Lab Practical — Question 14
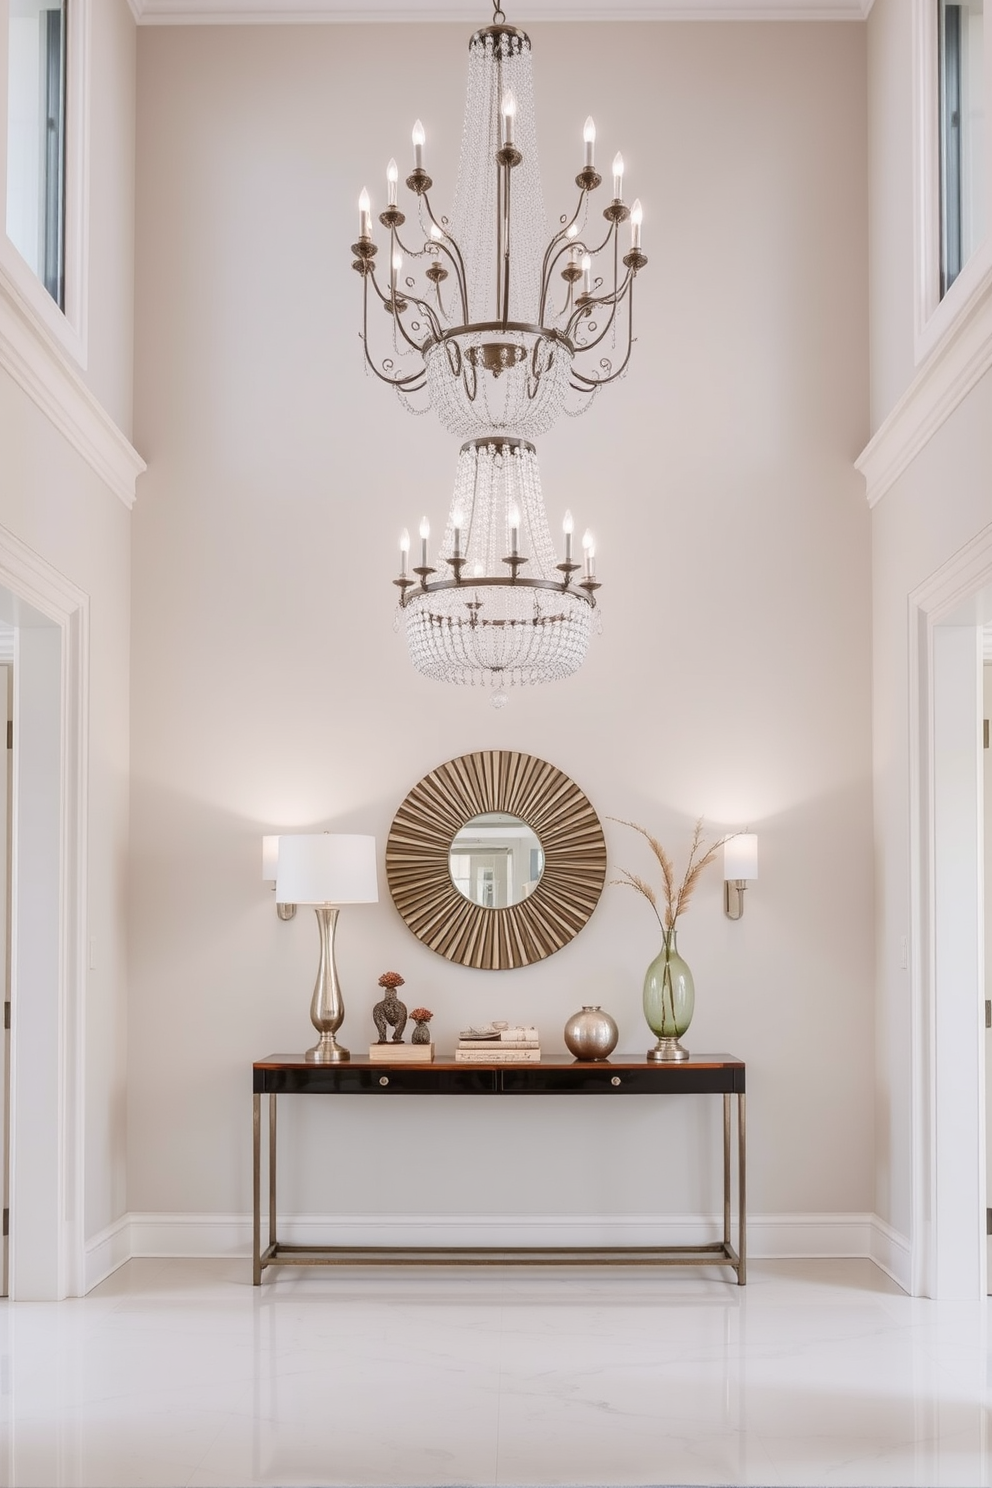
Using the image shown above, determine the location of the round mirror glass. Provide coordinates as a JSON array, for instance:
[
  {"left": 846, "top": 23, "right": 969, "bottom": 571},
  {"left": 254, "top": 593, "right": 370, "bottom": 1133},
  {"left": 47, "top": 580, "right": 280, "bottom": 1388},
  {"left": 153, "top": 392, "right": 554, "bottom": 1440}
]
[{"left": 449, "top": 812, "right": 544, "bottom": 909}]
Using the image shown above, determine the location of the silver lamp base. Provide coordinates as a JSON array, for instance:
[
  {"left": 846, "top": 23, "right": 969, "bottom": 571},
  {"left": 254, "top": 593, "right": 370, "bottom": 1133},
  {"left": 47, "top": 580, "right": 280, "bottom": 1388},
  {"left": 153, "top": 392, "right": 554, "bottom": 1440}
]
[
  {"left": 647, "top": 1037, "right": 690, "bottom": 1063},
  {"left": 303, "top": 905, "right": 350, "bottom": 1063},
  {"left": 305, "top": 1032, "right": 350, "bottom": 1064}
]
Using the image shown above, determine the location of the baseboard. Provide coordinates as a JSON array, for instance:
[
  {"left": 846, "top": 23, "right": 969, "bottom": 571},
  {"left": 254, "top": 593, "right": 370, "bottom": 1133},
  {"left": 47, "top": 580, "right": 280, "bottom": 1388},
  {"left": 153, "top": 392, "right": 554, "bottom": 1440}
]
[
  {"left": 869, "top": 1213, "right": 912, "bottom": 1293},
  {"left": 83, "top": 1214, "right": 131, "bottom": 1292},
  {"left": 127, "top": 1210, "right": 880, "bottom": 1260}
]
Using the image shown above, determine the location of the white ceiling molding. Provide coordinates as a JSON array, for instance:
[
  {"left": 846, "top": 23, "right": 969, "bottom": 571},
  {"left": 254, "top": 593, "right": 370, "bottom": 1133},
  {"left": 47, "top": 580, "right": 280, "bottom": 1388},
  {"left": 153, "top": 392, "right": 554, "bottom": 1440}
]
[
  {"left": 0, "top": 272, "right": 146, "bottom": 511},
  {"left": 128, "top": 0, "right": 872, "bottom": 22},
  {"left": 856, "top": 262, "right": 992, "bottom": 509}
]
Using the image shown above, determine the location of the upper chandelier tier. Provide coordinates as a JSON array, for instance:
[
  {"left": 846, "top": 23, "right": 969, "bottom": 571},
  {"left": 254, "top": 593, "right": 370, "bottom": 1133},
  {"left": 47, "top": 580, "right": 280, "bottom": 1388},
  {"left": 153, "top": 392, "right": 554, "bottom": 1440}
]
[{"left": 350, "top": 12, "right": 648, "bottom": 442}]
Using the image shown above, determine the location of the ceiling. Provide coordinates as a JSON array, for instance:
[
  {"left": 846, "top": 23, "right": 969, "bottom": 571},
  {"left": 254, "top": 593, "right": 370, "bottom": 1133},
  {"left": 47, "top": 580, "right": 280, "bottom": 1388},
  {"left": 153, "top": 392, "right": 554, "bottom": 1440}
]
[{"left": 128, "top": 0, "right": 874, "bottom": 23}]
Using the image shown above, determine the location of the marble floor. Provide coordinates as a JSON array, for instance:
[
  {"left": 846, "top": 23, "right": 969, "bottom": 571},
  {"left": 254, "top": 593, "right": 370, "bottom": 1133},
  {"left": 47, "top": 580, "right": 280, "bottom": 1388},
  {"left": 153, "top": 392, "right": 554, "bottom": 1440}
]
[{"left": 0, "top": 1257, "right": 989, "bottom": 1487}]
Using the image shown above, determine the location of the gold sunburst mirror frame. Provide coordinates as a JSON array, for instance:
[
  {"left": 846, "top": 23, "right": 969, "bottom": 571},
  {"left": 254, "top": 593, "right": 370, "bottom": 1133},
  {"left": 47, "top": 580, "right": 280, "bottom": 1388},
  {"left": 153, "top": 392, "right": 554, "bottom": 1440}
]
[{"left": 386, "top": 751, "right": 607, "bottom": 970}]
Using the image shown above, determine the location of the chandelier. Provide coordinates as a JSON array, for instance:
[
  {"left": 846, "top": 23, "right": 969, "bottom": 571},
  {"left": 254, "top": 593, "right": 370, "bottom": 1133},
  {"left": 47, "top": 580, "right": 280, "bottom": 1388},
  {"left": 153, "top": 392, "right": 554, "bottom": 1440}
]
[{"left": 351, "top": 4, "right": 647, "bottom": 699}]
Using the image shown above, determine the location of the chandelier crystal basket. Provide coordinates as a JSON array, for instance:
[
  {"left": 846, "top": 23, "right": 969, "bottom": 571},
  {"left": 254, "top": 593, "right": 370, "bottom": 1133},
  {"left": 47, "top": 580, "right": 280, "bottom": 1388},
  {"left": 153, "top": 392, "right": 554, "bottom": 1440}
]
[{"left": 351, "top": 3, "right": 648, "bottom": 697}]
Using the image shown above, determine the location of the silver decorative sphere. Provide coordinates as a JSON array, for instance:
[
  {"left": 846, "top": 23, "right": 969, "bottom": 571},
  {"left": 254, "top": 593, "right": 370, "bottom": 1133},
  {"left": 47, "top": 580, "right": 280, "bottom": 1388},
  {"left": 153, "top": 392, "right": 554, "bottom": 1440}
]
[{"left": 563, "top": 1005, "right": 619, "bottom": 1061}]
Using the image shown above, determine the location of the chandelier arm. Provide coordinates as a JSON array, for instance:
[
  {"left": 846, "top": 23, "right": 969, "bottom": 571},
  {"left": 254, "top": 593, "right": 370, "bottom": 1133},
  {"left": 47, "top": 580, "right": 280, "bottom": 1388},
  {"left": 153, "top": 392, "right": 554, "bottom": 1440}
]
[
  {"left": 359, "top": 272, "right": 429, "bottom": 391},
  {"left": 395, "top": 290, "right": 446, "bottom": 349},
  {"left": 570, "top": 299, "right": 621, "bottom": 355},
  {"left": 538, "top": 190, "right": 588, "bottom": 320},
  {"left": 539, "top": 236, "right": 582, "bottom": 326},
  {"left": 419, "top": 196, "right": 471, "bottom": 323},
  {"left": 402, "top": 575, "right": 597, "bottom": 607},
  {"left": 366, "top": 253, "right": 446, "bottom": 348},
  {"left": 562, "top": 266, "right": 634, "bottom": 345},
  {"left": 570, "top": 288, "right": 637, "bottom": 387},
  {"left": 424, "top": 238, "right": 470, "bottom": 322},
  {"left": 580, "top": 221, "right": 620, "bottom": 262}
]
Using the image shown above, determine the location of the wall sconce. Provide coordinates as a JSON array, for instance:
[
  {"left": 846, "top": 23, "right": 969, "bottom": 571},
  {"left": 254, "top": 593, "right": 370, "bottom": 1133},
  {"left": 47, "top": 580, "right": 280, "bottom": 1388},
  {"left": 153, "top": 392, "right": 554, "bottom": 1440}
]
[
  {"left": 275, "top": 833, "right": 379, "bottom": 1064},
  {"left": 724, "top": 834, "right": 758, "bottom": 920},
  {"left": 262, "top": 835, "right": 296, "bottom": 919}
]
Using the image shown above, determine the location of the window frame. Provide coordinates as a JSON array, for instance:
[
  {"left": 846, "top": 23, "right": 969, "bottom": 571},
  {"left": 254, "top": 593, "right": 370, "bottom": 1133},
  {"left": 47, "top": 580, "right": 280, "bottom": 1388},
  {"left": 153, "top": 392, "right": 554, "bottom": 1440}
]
[
  {"left": 914, "top": 0, "right": 992, "bottom": 364},
  {"left": 0, "top": 0, "right": 88, "bottom": 368}
]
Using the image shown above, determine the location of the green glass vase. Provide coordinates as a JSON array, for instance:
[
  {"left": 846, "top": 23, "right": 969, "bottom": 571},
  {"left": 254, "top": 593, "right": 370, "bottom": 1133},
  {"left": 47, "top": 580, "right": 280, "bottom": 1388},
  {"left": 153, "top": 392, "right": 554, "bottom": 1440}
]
[{"left": 643, "top": 929, "right": 694, "bottom": 1062}]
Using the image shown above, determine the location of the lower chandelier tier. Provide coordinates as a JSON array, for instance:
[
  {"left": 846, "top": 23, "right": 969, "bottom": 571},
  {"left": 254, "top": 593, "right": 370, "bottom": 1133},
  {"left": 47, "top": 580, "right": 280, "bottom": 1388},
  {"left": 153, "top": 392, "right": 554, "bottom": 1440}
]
[{"left": 395, "top": 438, "right": 601, "bottom": 695}]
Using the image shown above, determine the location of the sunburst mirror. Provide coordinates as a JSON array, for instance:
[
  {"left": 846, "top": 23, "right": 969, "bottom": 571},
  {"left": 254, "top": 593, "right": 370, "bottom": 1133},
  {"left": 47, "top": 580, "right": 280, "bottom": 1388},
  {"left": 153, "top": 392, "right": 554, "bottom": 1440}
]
[{"left": 385, "top": 751, "right": 607, "bottom": 971}]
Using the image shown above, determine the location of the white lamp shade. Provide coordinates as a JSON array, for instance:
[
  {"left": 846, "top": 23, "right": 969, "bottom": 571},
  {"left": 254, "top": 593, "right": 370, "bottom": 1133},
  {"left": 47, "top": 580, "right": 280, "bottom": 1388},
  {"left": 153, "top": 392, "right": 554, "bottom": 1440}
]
[
  {"left": 262, "top": 835, "right": 280, "bottom": 883},
  {"left": 276, "top": 833, "right": 379, "bottom": 905},
  {"left": 723, "top": 833, "right": 758, "bottom": 882}
]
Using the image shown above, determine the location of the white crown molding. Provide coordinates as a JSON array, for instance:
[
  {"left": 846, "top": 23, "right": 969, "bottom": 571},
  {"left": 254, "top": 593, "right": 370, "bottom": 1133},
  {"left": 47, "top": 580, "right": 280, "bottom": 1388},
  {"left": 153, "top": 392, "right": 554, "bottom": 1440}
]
[
  {"left": 128, "top": 0, "right": 870, "bottom": 22},
  {"left": 0, "top": 269, "right": 145, "bottom": 511},
  {"left": 856, "top": 259, "right": 992, "bottom": 509}
]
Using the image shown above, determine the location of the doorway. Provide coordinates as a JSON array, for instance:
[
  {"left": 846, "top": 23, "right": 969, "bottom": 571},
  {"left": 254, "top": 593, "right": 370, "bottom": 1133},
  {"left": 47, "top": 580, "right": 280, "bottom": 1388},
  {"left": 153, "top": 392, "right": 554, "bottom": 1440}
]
[
  {"left": 0, "top": 530, "right": 87, "bottom": 1300},
  {"left": 910, "top": 528, "right": 992, "bottom": 1299}
]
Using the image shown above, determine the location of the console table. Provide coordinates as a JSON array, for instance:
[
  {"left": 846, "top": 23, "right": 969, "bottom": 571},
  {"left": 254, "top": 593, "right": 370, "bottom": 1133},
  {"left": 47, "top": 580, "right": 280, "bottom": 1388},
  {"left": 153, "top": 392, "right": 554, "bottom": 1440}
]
[{"left": 252, "top": 1053, "right": 746, "bottom": 1285}]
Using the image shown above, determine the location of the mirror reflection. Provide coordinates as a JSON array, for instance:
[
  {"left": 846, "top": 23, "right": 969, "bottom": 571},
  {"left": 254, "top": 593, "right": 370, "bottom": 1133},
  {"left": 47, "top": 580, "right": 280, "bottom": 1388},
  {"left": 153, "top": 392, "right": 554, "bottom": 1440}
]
[{"left": 449, "top": 812, "right": 545, "bottom": 909}]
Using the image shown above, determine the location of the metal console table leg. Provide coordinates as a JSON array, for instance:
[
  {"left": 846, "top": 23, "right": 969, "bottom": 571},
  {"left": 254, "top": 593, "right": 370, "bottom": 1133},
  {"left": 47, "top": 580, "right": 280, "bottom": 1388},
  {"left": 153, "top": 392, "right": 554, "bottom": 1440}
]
[
  {"left": 252, "top": 1093, "right": 261, "bottom": 1286},
  {"left": 738, "top": 1091, "right": 747, "bottom": 1285}
]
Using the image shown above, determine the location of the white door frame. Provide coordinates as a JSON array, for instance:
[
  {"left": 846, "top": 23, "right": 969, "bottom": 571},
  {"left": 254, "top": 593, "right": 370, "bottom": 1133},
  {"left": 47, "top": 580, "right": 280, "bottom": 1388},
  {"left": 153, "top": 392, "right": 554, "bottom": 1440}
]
[
  {"left": 0, "top": 525, "right": 87, "bottom": 1299},
  {"left": 910, "top": 524, "right": 992, "bottom": 1299}
]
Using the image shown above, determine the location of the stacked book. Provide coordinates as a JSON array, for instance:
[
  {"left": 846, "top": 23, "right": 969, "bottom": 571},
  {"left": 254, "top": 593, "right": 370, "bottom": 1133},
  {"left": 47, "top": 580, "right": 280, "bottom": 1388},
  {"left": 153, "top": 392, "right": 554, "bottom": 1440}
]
[{"left": 454, "top": 1026, "right": 541, "bottom": 1063}]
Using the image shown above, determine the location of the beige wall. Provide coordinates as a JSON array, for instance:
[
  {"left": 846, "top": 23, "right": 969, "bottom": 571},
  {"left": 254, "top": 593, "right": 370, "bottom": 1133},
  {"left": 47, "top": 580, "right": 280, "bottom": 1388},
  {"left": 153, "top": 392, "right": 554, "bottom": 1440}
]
[
  {"left": 130, "top": 20, "right": 872, "bottom": 1228},
  {"left": 85, "top": 0, "right": 138, "bottom": 437},
  {"left": 866, "top": 0, "right": 916, "bottom": 430}
]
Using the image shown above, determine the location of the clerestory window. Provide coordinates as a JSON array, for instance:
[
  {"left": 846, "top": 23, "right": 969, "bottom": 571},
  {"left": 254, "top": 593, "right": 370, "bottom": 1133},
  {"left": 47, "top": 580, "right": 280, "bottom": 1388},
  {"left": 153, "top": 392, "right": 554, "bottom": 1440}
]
[
  {"left": 938, "top": 0, "right": 986, "bottom": 297},
  {"left": 6, "top": 0, "right": 67, "bottom": 311}
]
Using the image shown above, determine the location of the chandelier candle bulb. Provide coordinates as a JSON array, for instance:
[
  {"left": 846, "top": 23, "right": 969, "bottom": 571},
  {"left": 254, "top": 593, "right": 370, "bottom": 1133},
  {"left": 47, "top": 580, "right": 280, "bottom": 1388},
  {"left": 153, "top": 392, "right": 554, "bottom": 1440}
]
[
  {"left": 581, "top": 253, "right": 592, "bottom": 297},
  {"left": 631, "top": 198, "right": 643, "bottom": 250},
  {"left": 419, "top": 516, "right": 430, "bottom": 569},
  {"left": 386, "top": 158, "right": 398, "bottom": 207},
  {"left": 508, "top": 504, "right": 520, "bottom": 557},
  {"left": 501, "top": 90, "right": 517, "bottom": 147},
  {"left": 451, "top": 507, "right": 464, "bottom": 559},
  {"left": 563, "top": 510, "right": 574, "bottom": 563},
  {"left": 583, "top": 529, "right": 595, "bottom": 577},
  {"left": 584, "top": 115, "right": 596, "bottom": 168},
  {"left": 612, "top": 152, "right": 624, "bottom": 199},
  {"left": 399, "top": 529, "right": 410, "bottom": 577},
  {"left": 358, "top": 187, "right": 371, "bottom": 240},
  {"left": 412, "top": 118, "right": 425, "bottom": 170}
]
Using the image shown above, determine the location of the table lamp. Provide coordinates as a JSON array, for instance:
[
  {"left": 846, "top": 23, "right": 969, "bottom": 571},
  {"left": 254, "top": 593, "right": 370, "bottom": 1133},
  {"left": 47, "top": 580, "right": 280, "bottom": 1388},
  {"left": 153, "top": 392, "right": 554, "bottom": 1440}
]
[{"left": 275, "top": 833, "right": 379, "bottom": 1063}]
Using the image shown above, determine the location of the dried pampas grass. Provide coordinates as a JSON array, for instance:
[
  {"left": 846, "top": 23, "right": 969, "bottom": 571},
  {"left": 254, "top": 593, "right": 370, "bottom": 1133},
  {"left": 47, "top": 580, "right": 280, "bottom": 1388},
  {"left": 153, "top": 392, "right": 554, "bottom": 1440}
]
[{"left": 610, "top": 816, "right": 726, "bottom": 934}]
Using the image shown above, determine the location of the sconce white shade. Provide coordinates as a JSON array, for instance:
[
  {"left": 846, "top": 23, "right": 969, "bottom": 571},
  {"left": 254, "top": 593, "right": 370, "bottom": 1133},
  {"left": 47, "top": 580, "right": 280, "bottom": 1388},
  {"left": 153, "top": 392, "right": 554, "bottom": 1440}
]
[
  {"left": 262, "top": 835, "right": 280, "bottom": 883},
  {"left": 724, "top": 833, "right": 758, "bottom": 882},
  {"left": 275, "top": 834, "right": 379, "bottom": 906}
]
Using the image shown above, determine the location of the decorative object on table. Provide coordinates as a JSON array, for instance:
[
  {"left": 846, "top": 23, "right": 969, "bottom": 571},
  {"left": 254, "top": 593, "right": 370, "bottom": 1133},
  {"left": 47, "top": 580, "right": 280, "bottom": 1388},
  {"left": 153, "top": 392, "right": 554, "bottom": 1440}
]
[
  {"left": 410, "top": 1007, "right": 433, "bottom": 1044},
  {"left": 611, "top": 817, "right": 725, "bottom": 1063},
  {"left": 275, "top": 833, "right": 379, "bottom": 1065},
  {"left": 367, "top": 1041, "right": 434, "bottom": 1063},
  {"left": 455, "top": 1025, "right": 541, "bottom": 1062},
  {"left": 563, "top": 1005, "right": 619, "bottom": 1062},
  {"left": 372, "top": 971, "right": 408, "bottom": 1043},
  {"left": 723, "top": 834, "right": 758, "bottom": 920},
  {"left": 353, "top": 6, "right": 650, "bottom": 700},
  {"left": 386, "top": 751, "right": 606, "bottom": 970}
]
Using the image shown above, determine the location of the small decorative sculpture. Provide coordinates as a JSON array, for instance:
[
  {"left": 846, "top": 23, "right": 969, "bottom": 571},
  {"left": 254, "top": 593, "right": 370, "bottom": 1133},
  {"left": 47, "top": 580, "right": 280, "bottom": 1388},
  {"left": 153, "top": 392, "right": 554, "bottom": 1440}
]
[
  {"left": 373, "top": 971, "right": 408, "bottom": 1044},
  {"left": 409, "top": 1007, "right": 433, "bottom": 1045}
]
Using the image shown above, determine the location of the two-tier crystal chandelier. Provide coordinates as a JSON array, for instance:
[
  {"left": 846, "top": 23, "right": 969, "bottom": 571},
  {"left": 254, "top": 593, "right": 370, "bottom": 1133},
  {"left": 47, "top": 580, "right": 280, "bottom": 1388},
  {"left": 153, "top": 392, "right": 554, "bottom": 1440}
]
[{"left": 351, "top": 4, "right": 647, "bottom": 699}]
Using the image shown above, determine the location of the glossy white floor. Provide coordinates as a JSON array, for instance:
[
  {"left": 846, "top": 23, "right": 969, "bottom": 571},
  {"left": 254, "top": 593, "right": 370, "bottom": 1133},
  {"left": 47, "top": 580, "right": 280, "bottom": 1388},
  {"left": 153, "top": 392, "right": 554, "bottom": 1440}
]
[{"left": 0, "top": 1256, "right": 990, "bottom": 1487}]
